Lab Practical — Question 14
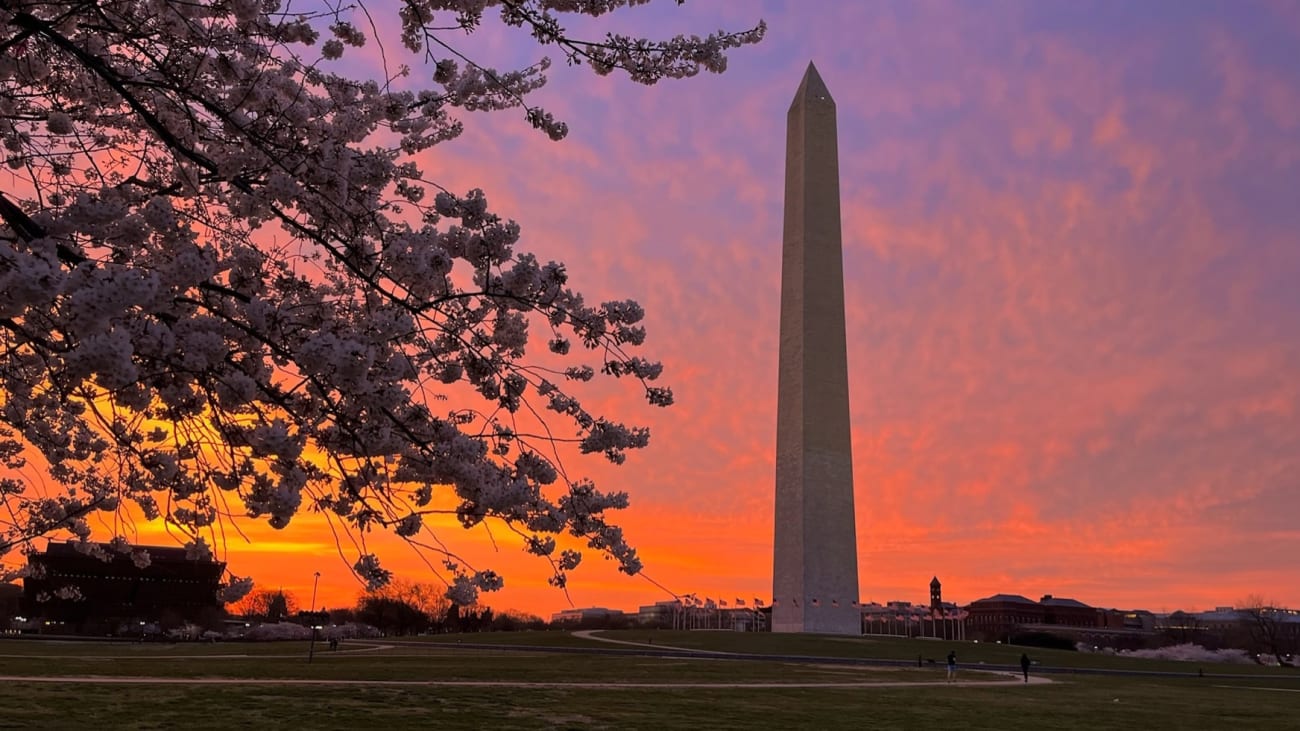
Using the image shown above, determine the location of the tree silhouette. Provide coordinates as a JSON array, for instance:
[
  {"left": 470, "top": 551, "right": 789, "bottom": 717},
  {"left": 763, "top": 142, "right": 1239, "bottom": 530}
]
[
  {"left": 233, "top": 588, "right": 298, "bottom": 621},
  {"left": 1238, "top": 595, "right": 1297, "bottom": 666}
]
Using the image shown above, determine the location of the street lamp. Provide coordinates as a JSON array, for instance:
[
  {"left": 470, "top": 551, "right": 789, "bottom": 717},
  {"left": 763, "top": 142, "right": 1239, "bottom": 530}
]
[{"left": 307, "top": 571, "right": 321, "bottom": 663}]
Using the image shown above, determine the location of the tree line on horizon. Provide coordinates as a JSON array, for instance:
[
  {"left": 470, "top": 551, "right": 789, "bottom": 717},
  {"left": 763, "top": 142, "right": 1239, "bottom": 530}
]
[{"left": 232, "top": 579, "right": 544, "bottom": 636}]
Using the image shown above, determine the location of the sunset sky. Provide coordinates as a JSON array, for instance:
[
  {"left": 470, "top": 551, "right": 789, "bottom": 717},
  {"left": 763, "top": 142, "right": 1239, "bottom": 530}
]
[{"left": 112, "top": 0, "right": 1300, "bottom": 616}]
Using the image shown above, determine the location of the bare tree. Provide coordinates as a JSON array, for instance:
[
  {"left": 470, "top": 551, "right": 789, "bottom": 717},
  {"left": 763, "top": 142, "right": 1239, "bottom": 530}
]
[
  {"left": 1237, "top": 595, "right": 1296, "bottom": 666},
  {"left": 366, "top": 578, "right": 451, "bottom": 623},
  {"left": 233, "top": 588, "right": 298, "bottom": 621}
]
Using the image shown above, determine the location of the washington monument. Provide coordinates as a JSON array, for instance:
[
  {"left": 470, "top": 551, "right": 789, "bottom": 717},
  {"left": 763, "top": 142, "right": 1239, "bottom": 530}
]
[{"left": 772, "top": 62, "right": 860, "bottom": 635}]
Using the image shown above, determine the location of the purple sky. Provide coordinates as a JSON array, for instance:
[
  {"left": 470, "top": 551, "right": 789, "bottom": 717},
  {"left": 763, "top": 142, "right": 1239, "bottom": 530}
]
[{"left": 229, "top": 0, "right": 1300, "bottom": 614}]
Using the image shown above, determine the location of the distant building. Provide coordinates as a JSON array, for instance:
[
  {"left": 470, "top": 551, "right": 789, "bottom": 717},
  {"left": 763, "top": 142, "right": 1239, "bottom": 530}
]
[
  {"left": 1194, "top": 607, "right": 1249, "bottom": 634},
  {"left": 718, "top": 606, "right": 765, "bottom": 632},
  {"left": 964, "top": 593, "right": 1040, "bottom": 640},
  {"left": 1101, "top": 609, "right": 1157, "bottom": 633},
  {"left": 1189, "top": 606, "right": 1300, "bottom": 661},
  {"left": 1039, "top": 594, "right": 1101, "bottom": 627},
  {"left": 0, "top": 583, "right": 22, "bottom": 631},
  {"left": 550, "top": 607, "right": 625, "bottom": 626},
  {"left": 22, "top": 541, "right": 225, "bottom": 635},
  {"left": 861, "top": 599, "right": 966, "bottom": 640},
  {"left": 635, "top": 600, "right": 680, "bottom": 627},
  {"left": 964, "top": 593, "right": 1103, "bottom": 641}
]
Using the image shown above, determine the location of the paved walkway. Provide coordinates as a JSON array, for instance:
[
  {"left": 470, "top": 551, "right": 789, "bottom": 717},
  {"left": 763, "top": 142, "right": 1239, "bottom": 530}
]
[
  {"left": 1215, "top": 685, "right": 1300, "bottom": 693},
  {"left": 0, "top": 674, "right": 1050, "bottom": 688},
  {"left": 571, "top": 630, "right": 734, "bottom": 654}
]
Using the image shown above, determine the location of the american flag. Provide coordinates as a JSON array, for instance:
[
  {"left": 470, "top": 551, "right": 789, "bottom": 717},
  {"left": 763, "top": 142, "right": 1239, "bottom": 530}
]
[
  {"left": 735, "top": 598, "right": 745, "bottom": 607},
  {"left": 754, "top": 598, "right": 763, "bottom": 607}
]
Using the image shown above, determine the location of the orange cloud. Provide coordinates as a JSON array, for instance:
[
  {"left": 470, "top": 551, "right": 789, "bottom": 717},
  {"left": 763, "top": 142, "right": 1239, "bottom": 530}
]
[{"left": 12, "top": 2, "right": 1299, "bottom": 618}]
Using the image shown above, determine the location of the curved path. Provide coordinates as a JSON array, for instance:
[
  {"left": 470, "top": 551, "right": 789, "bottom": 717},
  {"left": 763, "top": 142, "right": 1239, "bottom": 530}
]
[{"left": 571, "top": 629, "right": 733, "bottom": 655}]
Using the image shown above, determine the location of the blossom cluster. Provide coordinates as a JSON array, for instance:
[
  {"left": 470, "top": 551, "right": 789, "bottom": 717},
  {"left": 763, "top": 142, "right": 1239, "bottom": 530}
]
[{"left": 0, "top": 0, "right": 760, "bottom": 603}]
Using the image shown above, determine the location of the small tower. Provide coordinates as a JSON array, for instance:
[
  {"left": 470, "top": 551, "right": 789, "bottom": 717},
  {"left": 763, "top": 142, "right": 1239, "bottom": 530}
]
[{"left": 930, "top": 576, "right": 942, "bottom": 612}]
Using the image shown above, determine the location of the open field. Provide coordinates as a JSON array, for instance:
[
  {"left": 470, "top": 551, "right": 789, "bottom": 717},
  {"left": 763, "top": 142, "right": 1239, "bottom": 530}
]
[
  {"left": 0, "top": 632, "right": 1296, "bottom": 730},
  {"left": 583, "top": 630, "right": 1300, "bottom": 676}
]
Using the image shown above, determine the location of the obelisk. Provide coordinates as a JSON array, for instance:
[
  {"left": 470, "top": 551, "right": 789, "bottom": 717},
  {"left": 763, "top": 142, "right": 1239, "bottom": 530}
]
[{"left": 772, "top": 62, "right": 860, "bottom": 635}]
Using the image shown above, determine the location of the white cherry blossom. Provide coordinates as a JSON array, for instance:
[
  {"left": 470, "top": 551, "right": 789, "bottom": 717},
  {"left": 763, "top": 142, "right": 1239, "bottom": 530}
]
[{"left": 0, "top": 0, "right": 762, "bottom": 604}]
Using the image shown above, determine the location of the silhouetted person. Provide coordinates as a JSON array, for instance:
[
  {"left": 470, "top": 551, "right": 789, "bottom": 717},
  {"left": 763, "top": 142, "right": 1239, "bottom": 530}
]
[
  {"left": 1020, "top": 653, "right": 1031, "bottom": 683},
  {"left": 946, "top": 650, "right": 957, "bottom": 682}
]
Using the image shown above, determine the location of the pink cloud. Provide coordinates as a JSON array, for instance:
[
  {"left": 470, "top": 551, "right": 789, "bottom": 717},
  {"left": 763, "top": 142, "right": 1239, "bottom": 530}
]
[{"left": 157, "top": 2, "right": 1300, "bottom": 615}]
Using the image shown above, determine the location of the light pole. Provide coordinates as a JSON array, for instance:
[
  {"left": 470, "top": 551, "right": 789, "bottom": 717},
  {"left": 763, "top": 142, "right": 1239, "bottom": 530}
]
[{"left": 307, "top": 571, "right": 321, "bottom": 663}]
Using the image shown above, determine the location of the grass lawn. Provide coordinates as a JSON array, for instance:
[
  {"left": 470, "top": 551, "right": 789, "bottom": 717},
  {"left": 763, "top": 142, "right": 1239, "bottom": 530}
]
[
  {"left": 0, "top": 632, "right": 1295, "bottom": 730},
  {"left": 590, "top": 629, "right": 1300, "bottom": 677}
]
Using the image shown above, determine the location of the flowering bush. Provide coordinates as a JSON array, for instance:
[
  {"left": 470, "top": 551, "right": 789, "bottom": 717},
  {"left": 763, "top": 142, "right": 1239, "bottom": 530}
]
[
  {"left": 323, "top": 622, "right": 383, "bottom": 640},
  {"left": 1078, "top": 642, "right": 1255, "bottom": 664},
  {"left": 1120, "top": 644, "right": 1254, "bottom": 664},
  {"left": 0, "top": 1, "right": 763, "bottom": 603},
  {"left": 244, "top": 622, "right": 313, "bottom": 641}
]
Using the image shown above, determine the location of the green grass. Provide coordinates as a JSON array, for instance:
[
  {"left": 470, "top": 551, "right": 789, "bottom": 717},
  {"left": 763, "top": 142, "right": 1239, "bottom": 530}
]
[
  {"left": 0, "top": 637, "right": 333, "bottom": 657},
  {"left": 0, "top": 646, "right": 930, "bottom": 684},
  {"left": 0, "top": 676, "right": 1296, "bottom": 730},
  {"left": 0, "top": 632, "right": 1295, "bottom": 730},
  {"left": 589, "top": 630, "right": 1300, "bottom": 676}
]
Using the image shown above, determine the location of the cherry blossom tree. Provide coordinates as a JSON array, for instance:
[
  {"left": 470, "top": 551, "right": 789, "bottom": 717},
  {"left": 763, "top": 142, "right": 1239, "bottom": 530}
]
[{"left": 0, "top": 0, "right": 763, "bottom": 603}]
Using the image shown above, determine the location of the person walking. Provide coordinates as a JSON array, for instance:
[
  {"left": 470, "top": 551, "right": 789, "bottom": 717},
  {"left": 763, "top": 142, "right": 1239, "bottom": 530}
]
[
  {"left": 946, "top": 650, "right": 957, "bottom": 683},
  {"left": 1020, "top": 652, "right": 1031, "bottom": 683}
]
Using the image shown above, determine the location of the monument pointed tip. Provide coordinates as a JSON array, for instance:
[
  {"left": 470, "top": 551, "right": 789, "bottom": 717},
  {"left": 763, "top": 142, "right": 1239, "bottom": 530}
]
[{"left": 793, "top": 61, "right": 833, "bottom": 106}]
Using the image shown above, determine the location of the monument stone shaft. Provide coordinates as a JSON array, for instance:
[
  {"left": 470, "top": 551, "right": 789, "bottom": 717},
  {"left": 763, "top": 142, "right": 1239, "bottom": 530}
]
[{"left": 772, "top": 62, "right": 860, "bottom": 635}]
